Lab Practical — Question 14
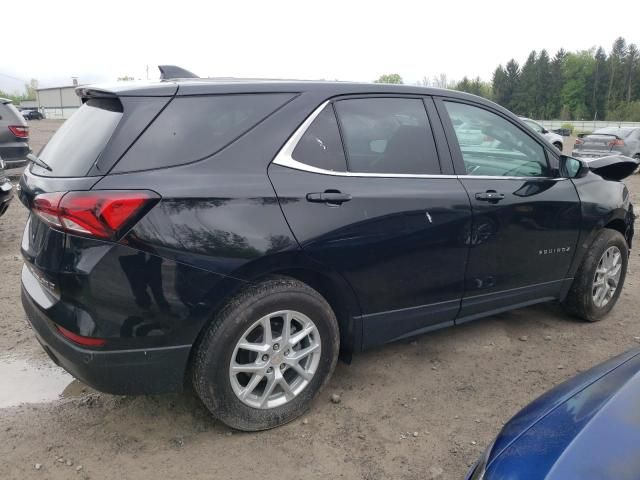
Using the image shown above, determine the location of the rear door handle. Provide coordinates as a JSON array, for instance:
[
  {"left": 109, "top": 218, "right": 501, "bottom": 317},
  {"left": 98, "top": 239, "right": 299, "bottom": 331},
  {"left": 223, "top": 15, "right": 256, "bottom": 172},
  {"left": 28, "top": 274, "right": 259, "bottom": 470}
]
[
  {"left": 306, "top": 191, "right": 352, "bottom": 205},
  {"left": 475, "top": 191, "right": 505, "bottom": 202}
]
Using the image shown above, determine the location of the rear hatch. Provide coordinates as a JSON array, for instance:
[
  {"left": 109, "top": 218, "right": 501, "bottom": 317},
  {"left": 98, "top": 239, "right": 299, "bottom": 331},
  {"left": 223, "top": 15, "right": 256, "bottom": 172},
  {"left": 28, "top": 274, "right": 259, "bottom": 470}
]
[{"left": 19, "top": 87, "right": 175, "bottom": 297}]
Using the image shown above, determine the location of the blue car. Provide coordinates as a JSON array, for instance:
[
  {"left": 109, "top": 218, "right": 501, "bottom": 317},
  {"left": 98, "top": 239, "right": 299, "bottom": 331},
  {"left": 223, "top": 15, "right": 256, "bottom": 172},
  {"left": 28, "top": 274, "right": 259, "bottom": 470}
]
[{"left": 467, "top": 347, "right": 640, "bottom": 479}]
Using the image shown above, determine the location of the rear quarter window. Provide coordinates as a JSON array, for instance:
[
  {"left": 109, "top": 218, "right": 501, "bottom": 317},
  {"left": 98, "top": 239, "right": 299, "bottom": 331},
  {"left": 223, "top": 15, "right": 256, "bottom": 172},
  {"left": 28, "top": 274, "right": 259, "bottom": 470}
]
[{"left": 113, "top": 94, "right": 293, "bottom": 173}]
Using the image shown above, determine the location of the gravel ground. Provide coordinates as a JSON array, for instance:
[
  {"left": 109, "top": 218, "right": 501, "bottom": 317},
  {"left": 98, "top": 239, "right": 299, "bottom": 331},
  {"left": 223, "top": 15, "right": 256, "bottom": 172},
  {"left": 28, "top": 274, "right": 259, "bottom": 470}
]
[{"left": 1, "top": 122, "right": 639, "bottom": 480}]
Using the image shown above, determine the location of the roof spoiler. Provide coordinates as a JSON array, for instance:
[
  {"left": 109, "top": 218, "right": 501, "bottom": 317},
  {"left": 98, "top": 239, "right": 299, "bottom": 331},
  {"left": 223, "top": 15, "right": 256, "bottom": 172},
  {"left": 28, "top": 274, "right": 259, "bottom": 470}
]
[
  {"left": 158, "top": 65, "right": 199, "bottom": 80},
  {"left": 578, "top": 132, "right": 621, "bottom": 139},
  {"left": 75, "top": 87, "right": 118, "bottom": 102}
]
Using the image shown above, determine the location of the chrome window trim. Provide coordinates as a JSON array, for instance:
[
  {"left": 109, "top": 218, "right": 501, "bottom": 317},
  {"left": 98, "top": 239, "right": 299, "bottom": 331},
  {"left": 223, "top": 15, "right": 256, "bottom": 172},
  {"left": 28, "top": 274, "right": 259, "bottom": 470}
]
[{"left": 271, "top": 101, "right": 562, "bottom": 182}]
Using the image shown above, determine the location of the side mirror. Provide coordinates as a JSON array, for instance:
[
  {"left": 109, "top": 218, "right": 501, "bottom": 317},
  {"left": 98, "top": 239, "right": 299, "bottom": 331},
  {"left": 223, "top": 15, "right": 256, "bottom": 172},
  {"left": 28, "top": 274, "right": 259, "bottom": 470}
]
[{"left": 559, "top": 155, "right": 589, "bottom": 179}]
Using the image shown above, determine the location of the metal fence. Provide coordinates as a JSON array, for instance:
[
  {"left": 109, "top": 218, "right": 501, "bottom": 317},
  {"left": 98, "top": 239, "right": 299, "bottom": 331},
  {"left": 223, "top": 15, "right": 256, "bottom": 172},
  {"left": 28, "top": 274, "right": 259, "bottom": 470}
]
[{"left": 535, "top": 120, "right": 640, "bottom": 132}]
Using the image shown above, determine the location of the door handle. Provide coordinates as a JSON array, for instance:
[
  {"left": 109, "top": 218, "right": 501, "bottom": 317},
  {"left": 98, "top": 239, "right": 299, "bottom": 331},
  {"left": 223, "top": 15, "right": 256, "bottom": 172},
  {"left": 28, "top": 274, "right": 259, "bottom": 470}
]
[
  {"left": 475, "top": 191, "right": 505, "bottom": 202},
  {"left": 306, "top": 191, "right": 352, "bottom": 205}
]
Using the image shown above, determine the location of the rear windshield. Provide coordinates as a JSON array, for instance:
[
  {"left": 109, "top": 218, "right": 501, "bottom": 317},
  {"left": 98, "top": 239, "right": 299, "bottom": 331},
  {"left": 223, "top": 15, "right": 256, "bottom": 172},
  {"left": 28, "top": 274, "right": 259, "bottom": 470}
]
[
  {"left": 113, "top": 93, "right": 293, "bottom": 173},
  {"left": 593, "top": 127, "right": 634, "bottom": 138},
  {"left": 35, "top": 98, "right": 122, "bottom": 177}
]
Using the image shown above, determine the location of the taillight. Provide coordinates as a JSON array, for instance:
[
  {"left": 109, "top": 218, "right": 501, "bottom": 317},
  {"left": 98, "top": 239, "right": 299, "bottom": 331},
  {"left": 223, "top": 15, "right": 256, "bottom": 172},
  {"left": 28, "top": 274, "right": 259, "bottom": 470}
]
[
  {"left": 56, "top": 325, "right": 106, "bottom": 347},
  {"left": 574, "top": 138, "right": 584, "bottom": 145},
  {"left": 8, "top": 125, "right": 29, "bottom": 138},
  {"left": 608, "top": 138, "right": 625, "bottom": 147},
  {"left": 32, "top": 190, "right": 159, "bottom": 240}
]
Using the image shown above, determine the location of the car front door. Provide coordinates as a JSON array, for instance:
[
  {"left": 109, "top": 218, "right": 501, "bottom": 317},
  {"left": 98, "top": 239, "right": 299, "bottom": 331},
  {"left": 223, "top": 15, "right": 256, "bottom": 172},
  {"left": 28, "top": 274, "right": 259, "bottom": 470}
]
[
  {"left": 269, "top": 96, "right": 471, "bottom": 348},
  {"left": 437, "top": 99, "right": 581, "bottom": 321}
]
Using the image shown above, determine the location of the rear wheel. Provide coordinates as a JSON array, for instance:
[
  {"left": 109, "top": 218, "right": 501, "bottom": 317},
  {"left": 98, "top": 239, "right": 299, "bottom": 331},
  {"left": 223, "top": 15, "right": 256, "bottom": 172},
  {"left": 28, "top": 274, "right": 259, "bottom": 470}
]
[
  {"left": 192, "top": 277, "right": 339, "bottom": 431},
  {"left": 563, "top": 229, "right": 628, "bottom": 321},
  {"left": 553, "top": 141, "right": 563, "bottom": 152}
]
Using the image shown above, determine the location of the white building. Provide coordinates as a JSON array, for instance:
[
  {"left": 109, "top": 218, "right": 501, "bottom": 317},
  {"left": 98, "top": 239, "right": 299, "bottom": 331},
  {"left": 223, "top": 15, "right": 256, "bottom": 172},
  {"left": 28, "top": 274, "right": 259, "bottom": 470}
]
[{"left": 36, "top": 80, "right": 83, "bottom": 119}]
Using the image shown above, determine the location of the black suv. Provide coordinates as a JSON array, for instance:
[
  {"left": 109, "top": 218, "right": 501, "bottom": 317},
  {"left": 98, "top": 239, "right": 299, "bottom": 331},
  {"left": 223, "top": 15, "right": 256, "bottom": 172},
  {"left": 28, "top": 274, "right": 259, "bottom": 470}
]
[
  {"left": 22, "top": 109, "right": 44, "bottom": 120},
  {"left": 19, "top": 78, "right": 637, "bottom": 431}
]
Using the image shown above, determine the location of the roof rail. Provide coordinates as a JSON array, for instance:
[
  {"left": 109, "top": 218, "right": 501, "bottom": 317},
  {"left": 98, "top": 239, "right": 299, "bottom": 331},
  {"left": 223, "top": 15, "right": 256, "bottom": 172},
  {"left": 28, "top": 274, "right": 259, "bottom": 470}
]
[{"left": 158, "top": 65, "right": 199, "bottom": 80}]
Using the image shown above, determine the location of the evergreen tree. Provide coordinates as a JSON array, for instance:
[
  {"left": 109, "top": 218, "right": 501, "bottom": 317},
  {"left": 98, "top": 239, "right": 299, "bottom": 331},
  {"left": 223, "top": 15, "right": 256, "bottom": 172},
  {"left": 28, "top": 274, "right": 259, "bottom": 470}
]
[
  {"left": 589, "top": 47, "right": 608, "bottom": 120},
  {"left": 504, "top": 59, "right": 520, "bottom": 112},
  {"left": 607, "top": 37, "right": 627, "bottom": 109},
  {"left": 625, "top": 44, "right": 638, "bottom": 103},
  {"left": 514, "top": 51, "right": 537, "bottom": 116},
  {"left": 536, "top": 49, "right": 552, "bottom": 118},
  {"left": 492, "top": 65, "right": 509, "bottom": 106},
  {"left": 548, "top": 49, "right": 567, "bottom": 118}
]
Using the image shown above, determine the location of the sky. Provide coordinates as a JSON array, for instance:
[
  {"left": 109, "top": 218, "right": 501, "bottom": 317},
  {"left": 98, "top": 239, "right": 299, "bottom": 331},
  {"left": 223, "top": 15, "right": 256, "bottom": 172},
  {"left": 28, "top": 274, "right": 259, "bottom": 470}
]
[{"left": 1, "top": 0, "right": 638, "bottom": 92}]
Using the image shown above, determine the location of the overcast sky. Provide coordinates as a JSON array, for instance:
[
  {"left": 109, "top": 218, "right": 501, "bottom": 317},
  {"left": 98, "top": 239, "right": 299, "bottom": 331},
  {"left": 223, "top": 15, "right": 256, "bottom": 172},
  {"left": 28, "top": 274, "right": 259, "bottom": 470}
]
[{"left": 1, "top": 0, "right": 637, "bottom": 92}]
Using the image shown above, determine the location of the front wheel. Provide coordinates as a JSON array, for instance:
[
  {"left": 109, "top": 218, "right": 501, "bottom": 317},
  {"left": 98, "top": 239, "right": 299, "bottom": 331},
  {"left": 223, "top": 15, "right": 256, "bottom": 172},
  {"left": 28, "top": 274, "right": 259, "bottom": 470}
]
[
  {"left": 553, "top": 142, "right": 563, "bottom": 152},
  {"left": 563, "top": 229, "right": 628, "bottom": 321},
  {"left": 192, "top": 277, "right": 339, "bottom": 431}
]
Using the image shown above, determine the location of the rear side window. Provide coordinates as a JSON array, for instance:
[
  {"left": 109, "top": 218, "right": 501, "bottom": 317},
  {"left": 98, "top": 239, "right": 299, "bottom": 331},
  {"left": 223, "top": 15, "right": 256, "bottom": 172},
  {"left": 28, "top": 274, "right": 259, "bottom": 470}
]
[
  {"left": 114, "top": 94, "right": 293, "bottom": 172},
  {"left": 35, "top": 98, "right": 123, "bottom": 177},
  {"left": 292, "top": 105, "right": 347, "bottom": 171},
  {"left": 334, "top": 98, "right": 440, "bottom": 174}
]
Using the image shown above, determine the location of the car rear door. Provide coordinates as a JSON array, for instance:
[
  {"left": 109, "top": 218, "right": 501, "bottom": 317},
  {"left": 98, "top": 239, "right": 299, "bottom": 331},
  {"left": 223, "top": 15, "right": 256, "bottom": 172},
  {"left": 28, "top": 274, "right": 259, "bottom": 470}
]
[
  {"left": 436, "top": 98, "right": 581, "bottom": 321},
  {"left": 269, "top": 96, "right": 472, "bottom": 348}
]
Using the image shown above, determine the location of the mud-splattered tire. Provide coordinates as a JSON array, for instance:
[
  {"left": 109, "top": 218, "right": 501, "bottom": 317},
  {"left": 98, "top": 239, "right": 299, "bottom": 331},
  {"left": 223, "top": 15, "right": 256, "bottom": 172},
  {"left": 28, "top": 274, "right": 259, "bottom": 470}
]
[
  {"left": 192, "top": 277, "right": 339, "bottom": 431},
  {"left": 563, "top": 229, "right": 628, "bottom": 322}
]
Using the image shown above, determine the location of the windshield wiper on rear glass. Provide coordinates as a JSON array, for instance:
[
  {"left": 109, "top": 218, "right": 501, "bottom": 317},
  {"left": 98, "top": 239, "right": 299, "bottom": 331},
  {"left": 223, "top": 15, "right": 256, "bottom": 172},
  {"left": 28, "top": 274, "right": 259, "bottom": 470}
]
[{"left": 27, "top": 153, "right": 52, "bottom": 172}]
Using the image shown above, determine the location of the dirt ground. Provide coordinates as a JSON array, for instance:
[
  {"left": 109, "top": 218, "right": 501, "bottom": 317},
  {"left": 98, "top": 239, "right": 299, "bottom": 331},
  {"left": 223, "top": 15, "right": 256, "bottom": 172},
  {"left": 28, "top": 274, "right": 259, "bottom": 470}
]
[{"left": 1, "top": 121, "right": 639, "bottom": 480}]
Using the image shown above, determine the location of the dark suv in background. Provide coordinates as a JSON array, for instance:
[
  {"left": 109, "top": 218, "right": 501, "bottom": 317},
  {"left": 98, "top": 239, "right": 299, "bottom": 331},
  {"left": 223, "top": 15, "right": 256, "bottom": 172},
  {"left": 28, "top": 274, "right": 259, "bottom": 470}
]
[
  {"left": 0, "top": 97, "right": 29, "bottom": 168},
  {"left": 19, "top": 77, "right": 636, "bottom": 431}
]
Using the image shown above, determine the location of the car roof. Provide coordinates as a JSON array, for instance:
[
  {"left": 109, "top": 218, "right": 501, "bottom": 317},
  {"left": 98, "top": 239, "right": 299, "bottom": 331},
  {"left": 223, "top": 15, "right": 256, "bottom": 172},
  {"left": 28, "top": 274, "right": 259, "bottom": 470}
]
[{"left": 78, "top": 78, "right": 493, "bottom": 105}]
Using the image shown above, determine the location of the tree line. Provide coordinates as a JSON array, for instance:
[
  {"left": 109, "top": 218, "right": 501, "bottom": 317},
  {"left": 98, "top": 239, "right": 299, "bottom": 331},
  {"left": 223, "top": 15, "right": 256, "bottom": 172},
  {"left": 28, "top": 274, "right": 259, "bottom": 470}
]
[{"left": 376, "top": 37, "right": 640, "bottom": 121}]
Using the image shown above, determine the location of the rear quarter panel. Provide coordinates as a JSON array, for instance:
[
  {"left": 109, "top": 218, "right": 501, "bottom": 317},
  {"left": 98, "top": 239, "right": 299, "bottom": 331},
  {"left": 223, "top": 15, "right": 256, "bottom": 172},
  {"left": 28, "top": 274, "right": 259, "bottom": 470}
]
[{"left": 567, "top": 172, "right": 633, "bottom": 279}]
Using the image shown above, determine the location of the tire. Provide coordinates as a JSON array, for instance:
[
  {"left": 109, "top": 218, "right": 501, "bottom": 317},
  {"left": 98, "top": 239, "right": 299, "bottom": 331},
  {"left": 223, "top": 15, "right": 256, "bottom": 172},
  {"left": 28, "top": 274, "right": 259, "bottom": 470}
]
[
  {"left": 553, "top": 142, "right": 563, "bottom": 152},
  {"left": 192, "top": 277, "right": 339, "bottom": 431},
  {"left": 563, "top": 229, "right": 628, "bottom": 322}
]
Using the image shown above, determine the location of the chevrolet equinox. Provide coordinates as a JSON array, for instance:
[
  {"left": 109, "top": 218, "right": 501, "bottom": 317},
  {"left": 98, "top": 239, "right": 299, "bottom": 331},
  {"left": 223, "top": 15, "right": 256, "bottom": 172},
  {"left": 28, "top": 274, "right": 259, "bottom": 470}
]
[{"left": 19, "top": 74, "right": 637, "bottom": 430}]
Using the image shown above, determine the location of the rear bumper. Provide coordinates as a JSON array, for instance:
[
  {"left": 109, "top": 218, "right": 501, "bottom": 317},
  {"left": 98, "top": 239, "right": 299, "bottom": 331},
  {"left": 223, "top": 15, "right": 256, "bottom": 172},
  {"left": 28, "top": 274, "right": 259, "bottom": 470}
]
[
  {"left": 0, "top": 144, "right": 30, "bottom": 166},
  {"left": 4, "top": 158, "right": 28, "bottom": 169},
  {"left": 21, "top": 268, "right": 192, "bottom": 395}
]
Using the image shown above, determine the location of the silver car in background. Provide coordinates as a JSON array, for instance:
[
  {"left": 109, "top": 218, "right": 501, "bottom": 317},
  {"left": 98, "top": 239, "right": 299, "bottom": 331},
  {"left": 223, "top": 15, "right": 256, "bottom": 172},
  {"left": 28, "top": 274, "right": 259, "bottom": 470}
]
[
  {"left": 572, "top": 127, "right": 640, "bottom": 165},
  {"left": 519, "top": 117, "right": 564, "bottom": 151}
]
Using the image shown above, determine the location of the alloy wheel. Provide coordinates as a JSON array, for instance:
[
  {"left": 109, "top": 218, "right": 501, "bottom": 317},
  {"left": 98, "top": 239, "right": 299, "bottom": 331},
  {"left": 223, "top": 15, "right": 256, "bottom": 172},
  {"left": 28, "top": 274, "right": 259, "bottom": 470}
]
[
  {"left": 229, "top": 310, "right": 321, "bottom": 409},
  {"left": 592, "top": 246, "right": 622, "bottom": 308}
]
